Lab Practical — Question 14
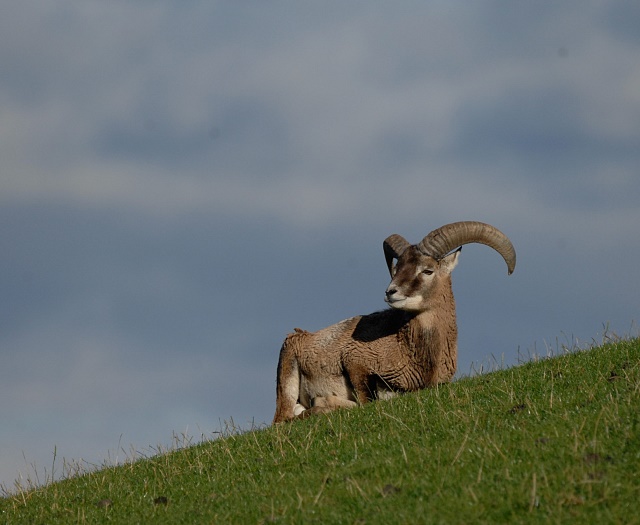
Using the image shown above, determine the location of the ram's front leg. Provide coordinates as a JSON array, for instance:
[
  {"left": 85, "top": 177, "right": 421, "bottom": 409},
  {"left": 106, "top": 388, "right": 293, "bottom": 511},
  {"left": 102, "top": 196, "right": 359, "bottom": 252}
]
[{"left": 345, "top": 363, "right": 376, "bottom": 405}]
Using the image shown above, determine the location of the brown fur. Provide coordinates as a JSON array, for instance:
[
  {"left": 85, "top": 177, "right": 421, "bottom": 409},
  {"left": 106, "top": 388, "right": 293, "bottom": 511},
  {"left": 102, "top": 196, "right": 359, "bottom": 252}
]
[
  {"left": 272, "top": 248, "right": 458, "bottom": 423},
  {"left": 272, "top": 223, "right": 514, "bottom": 423}
]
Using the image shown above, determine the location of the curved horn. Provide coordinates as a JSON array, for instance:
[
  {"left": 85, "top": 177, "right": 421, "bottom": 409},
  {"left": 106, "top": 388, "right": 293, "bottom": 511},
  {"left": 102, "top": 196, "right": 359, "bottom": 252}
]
[
  {"left": 383, "top": 234, "right": 411, "bottom": 276},
  {"left": 418, "top": 221, "right": 516, "bottom": 274}
]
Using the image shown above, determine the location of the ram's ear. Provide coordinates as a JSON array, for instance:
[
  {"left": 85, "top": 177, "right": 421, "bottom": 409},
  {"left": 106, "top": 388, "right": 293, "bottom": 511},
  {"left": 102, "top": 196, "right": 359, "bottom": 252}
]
[
  {"left": 383, "top": 234, "right": 410, "bottom": 277},
  {"left": 440, "top": 247, "right": 461, "bottom": 273},
  {"left": 385, "top": 255, "right": 397, "bottom": 277}
]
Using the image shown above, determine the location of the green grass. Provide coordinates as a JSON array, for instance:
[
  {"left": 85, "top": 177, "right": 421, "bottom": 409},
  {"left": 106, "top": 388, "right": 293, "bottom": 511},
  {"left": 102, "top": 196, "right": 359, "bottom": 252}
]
[{"left": 2, "top": 337, "right": 639, "bottom": 524}]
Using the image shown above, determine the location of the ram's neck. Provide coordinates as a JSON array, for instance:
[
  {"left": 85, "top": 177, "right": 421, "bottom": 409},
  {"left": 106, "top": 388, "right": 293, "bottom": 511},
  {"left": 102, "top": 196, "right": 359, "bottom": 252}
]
[{"left": 406, "top": 286, "right": 458, "bottom": 384}]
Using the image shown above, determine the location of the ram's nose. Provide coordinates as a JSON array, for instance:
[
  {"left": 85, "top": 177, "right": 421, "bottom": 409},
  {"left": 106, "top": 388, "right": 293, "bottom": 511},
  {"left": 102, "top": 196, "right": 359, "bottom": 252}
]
[{"left": 385, "top": 287, "right": 398, "bottom": 303}]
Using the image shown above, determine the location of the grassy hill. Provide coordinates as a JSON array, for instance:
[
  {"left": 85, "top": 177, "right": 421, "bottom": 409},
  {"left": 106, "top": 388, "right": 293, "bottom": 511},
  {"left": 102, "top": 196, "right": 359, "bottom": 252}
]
[{"left": 2, "top": 337, "right": 639, "bottom": 524}]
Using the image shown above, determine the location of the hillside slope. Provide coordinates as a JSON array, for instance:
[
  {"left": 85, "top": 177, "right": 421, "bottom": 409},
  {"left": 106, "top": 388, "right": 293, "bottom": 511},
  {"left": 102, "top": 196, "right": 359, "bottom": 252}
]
[{"left": 2, "top": 338, "right": 639, "bottom": 524}]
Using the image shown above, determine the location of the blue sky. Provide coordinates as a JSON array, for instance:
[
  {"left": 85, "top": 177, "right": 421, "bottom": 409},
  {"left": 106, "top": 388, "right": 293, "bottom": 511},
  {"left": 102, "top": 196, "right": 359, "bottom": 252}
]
[{"left": 1, "top": 1, "right": 639, "bottom": 489}]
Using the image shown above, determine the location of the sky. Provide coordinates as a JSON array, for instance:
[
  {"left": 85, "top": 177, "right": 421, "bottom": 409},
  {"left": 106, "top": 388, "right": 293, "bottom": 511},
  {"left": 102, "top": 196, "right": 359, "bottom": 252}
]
[{"left": 1, "top": 1, "right": 639, "bottom": 490}]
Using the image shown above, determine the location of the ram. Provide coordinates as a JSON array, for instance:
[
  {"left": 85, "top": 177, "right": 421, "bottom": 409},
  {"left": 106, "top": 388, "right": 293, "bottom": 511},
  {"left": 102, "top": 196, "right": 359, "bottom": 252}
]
[{"left": 272, "top": 221, "right": 516, "bottom": 423}]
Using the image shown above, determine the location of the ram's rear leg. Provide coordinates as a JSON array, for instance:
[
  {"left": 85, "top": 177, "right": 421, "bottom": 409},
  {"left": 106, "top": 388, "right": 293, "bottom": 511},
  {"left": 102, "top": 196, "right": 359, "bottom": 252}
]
[
  {"left": 294, "top": 395, "right": 357, "bottom": 420},
  {"left": 314, "top": 395, "right": 358, "bottom": 410},
  {"left": 273, "top": 337, "right": 303, "bottom": 424}
]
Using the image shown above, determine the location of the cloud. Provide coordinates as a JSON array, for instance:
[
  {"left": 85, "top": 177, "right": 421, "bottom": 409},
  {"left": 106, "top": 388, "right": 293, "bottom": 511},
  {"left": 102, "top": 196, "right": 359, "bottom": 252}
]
[{"left": 4, "top": 2, "right": 640, "bottom": 225}]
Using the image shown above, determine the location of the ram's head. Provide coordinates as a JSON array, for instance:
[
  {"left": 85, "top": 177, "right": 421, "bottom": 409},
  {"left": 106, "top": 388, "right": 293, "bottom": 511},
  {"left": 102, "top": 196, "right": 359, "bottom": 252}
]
[{"left": 383, "top": 221, "right": 516, "bottom": 312}]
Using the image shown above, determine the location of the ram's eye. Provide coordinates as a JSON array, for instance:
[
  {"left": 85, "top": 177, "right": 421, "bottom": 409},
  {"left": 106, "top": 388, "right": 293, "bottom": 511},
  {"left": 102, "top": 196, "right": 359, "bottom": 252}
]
[{"left": 422, "top": 268, "right": 434, "bottom": 276}]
